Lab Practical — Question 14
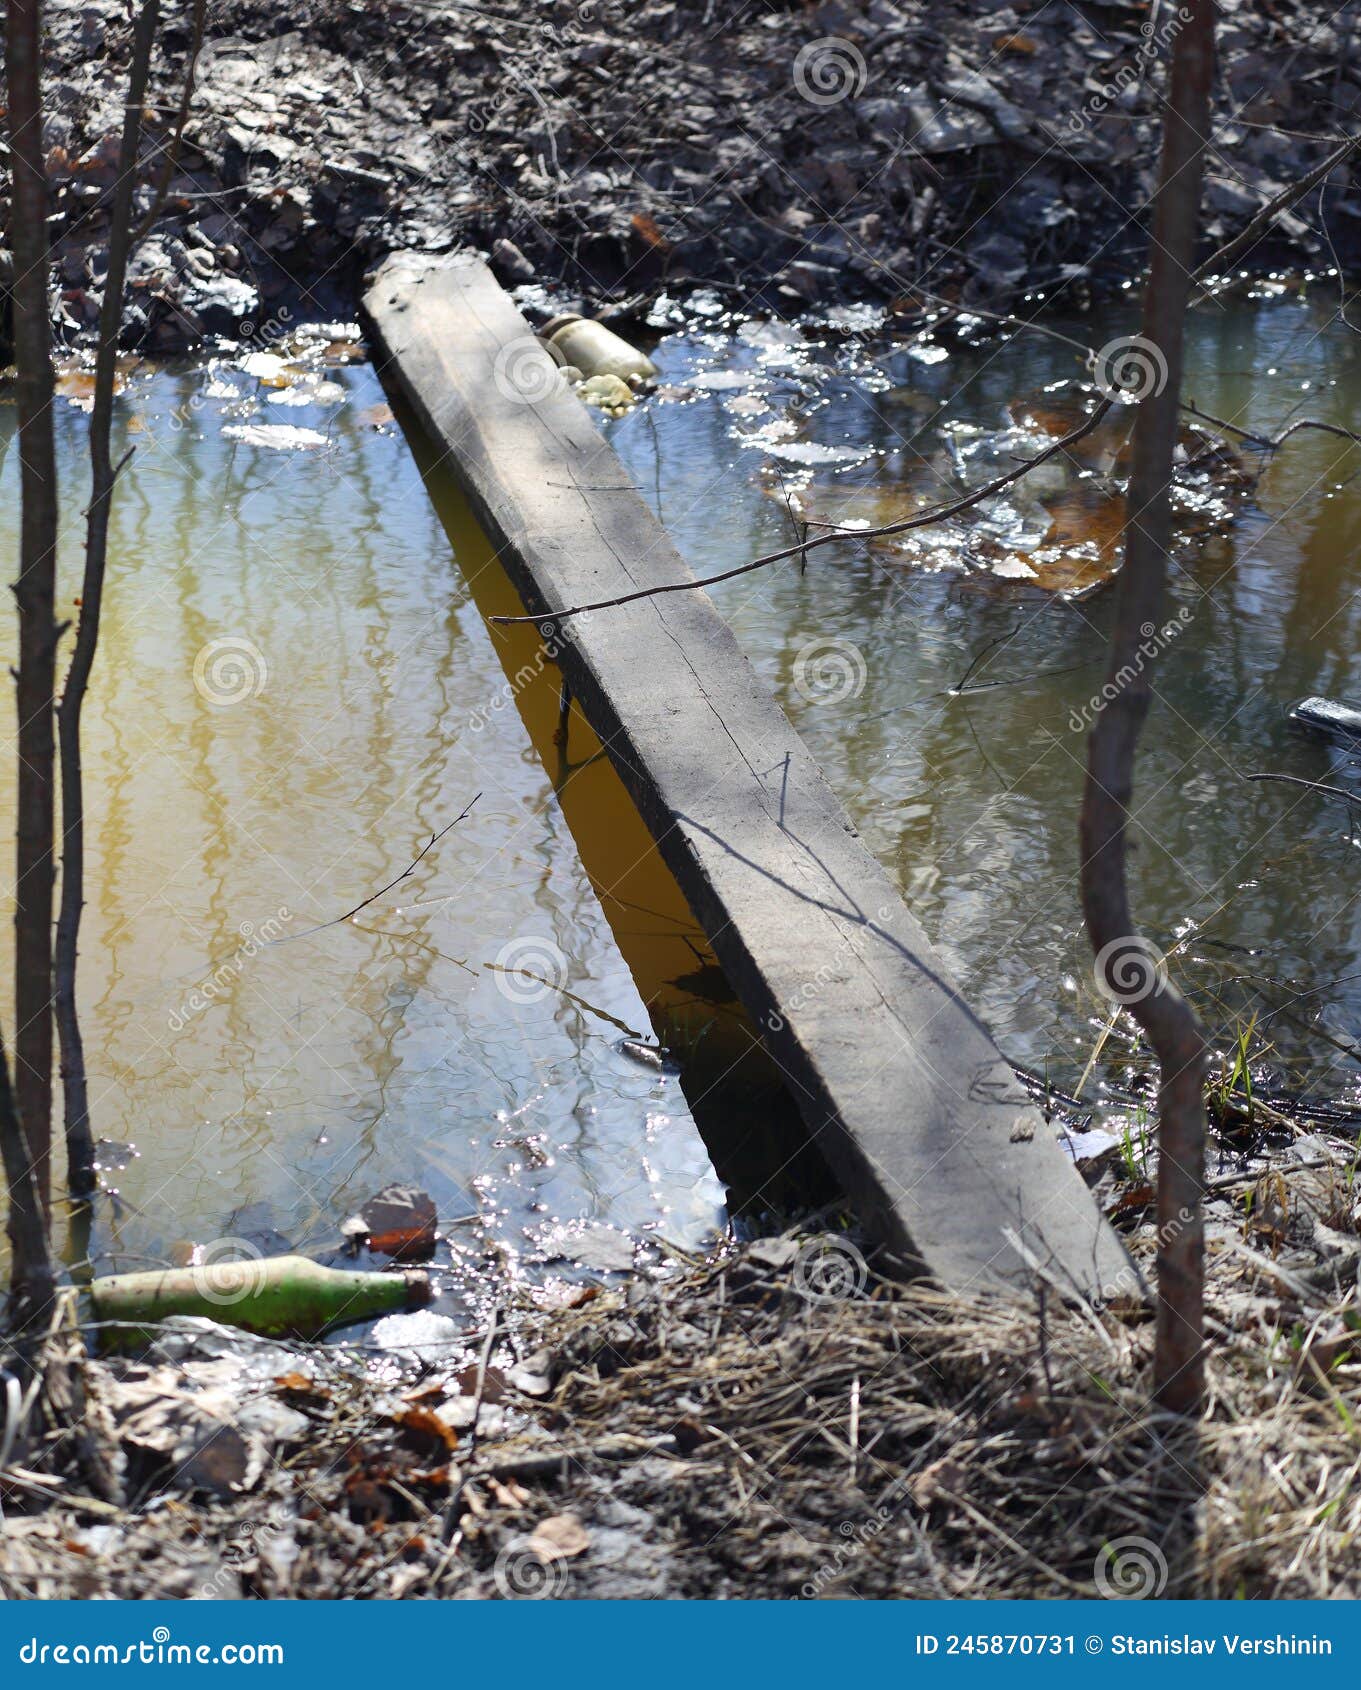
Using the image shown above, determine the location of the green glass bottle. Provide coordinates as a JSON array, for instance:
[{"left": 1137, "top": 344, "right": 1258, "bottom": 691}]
[{"left": 87, "top": 1254, "right": 433, "bottom": 1350}]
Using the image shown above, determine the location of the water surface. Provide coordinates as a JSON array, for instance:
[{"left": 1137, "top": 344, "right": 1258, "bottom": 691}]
[
  {"left": 1, "top": 333, "right": 731, "bottom": 1280},
  {"left": 4, "top": 285, "right": 1359, "bottom": 1282},
  {"left": 601, "top": 283, "right": 1361, "bottom": 1108}
]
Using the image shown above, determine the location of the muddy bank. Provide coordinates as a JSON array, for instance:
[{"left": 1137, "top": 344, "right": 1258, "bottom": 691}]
[
  {"left": 3, "top": 1123, "right": 1359, "bottom": 1600},
  {"left": 8, "top": 0, "right": 1361, "bottom": 353}
]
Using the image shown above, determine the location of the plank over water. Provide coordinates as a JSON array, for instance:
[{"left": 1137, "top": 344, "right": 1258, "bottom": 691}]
[{"left": 364, "top": 252, "right": 1132, "bottom": 1298}]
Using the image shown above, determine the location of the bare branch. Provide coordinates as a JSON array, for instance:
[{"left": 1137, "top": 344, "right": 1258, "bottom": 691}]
[
  {"left": 490, "top": 398, "right": 1115, "bottom": 628},
  {"left": 1181, "top": 399, "right": 1361, "bottom": 451},
  {"left": 1246, "top": 771, "right": 1360, "bottom": 803},
  {"left": 1191, "top": 132, "right": 1361, "bottom": 297},
  {"left": 130, "top": 0, "right": 206, "bottom": 251},
  {"left": 277, "top": 796, "right": 482, "bottom": 945}
]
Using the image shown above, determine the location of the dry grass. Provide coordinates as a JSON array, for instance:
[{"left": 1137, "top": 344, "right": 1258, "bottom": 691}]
[{"left": 2, "top": 1156, "right": 1358, "bottom": 1601}]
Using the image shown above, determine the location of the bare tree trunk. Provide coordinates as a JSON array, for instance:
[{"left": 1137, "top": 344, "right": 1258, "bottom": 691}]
[
  {"left": 0, "top": 1027, "right": 54, "bottom": 1331},
  {"left": 55, "top": 0, "right": 161, "bottom": 1202},
  {"left": 6, "top": 0, "right": 59, "bottom": 1212},
  {"left": 131, "top": 0, "right": 205, "bottom": 249},
  {"left": 1079, "top": 0, "right": 1216, "bottom": 1416}
]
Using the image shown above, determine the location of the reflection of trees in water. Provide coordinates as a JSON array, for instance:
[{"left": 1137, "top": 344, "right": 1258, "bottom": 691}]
[{"left": 614, "top": 307, "right": 1361, "bottom": 1098}]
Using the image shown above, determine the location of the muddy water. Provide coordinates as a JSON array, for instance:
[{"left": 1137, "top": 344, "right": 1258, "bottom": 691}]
[
  {"left": 1, "top": 334, "right": 736, "bottom": 1279},
  {"left": 4, "top": 288, "right": 1359, "bottom": 1278},
  {"left": 601, "top": 285, "right": 1361, "bottom": 1108}
]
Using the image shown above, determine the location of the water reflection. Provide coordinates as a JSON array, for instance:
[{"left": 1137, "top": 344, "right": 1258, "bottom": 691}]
[
  {"left": 0, "top": 345, "right": 726, "bottom": 1275},
  {"left": 5, "top": 289, "right": 1360, "bottom": 1278},
  {"left": 606, "top": 287, "right": 1361, "bottom": 1099}
]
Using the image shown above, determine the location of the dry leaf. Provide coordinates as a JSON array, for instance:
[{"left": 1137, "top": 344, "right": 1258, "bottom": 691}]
[
  {"left": 359, "top": 1185, "right": 438, "bottom": 1260},
  {"left": 392, "top": 1406, "right": 459, "bottom": 1456},
  {"left": 631, "top": 211, "right": 671, "bottom": 251},
  {"left": 527, "top": 1513, "right": 590, "bottom": 1561}
]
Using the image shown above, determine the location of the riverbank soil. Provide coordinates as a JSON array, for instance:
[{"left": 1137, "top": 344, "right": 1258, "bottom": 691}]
[
  {"left": 7, "top": 1, "right": 1361, "bottom": 351},
  {"left": 3, "top": 1135, "right": 1359, "bottom": 1599}
]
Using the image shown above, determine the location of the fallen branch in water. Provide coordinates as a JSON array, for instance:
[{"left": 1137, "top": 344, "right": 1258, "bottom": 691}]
[
  {"left": 278, "top": 794, "right": 481, "bottom": 944},
  {"left": 1181, "top": 401, "right": 1361, "bottom": 452},
  {"left": 1246, "top": 771, "right": 1360, "bottom": 803},
  {"left": 490, "top": 397, "right": 1115, "bottom": 627}
]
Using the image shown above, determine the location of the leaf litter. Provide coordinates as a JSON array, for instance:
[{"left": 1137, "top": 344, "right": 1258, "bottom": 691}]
[{"left": 4, "top": 1124, "right": 1359, "bottom": 1599}]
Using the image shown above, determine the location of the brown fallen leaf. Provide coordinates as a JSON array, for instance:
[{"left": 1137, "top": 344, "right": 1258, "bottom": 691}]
[
  {"left": 1106, "top": 1182, "right": 1154, "bottom": 1220},
  {"left": 273, "top": 1371, "right": 331, "bottom": 1405},
  {"left": 347, "top": 1184, "right": 438, "bottom": 1260},
  {"left": 527, "top": 1513, "right": 590, "bottom": 1562},
  {"left": 631, "top": 211, "right": 671, "bottom": 252},
  {"left": 392, "top": 1406, "right": 459, "bottom": 1457},
  {"left": 449, "top": 1363, "right": 510, "bottom": 1404}
]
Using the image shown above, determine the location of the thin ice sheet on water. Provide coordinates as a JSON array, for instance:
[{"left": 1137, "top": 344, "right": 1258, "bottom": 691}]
[{"left": 222, "top": 422, "right": 329, "bottom": 450}]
